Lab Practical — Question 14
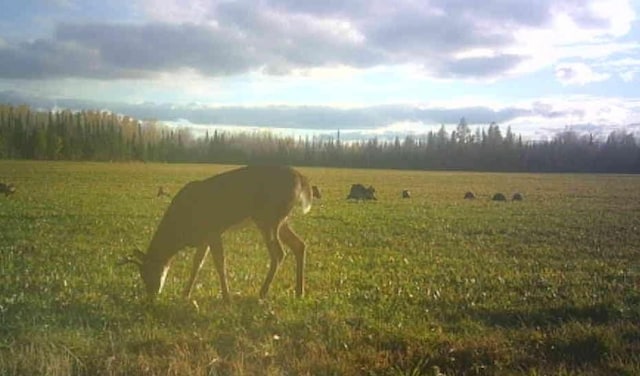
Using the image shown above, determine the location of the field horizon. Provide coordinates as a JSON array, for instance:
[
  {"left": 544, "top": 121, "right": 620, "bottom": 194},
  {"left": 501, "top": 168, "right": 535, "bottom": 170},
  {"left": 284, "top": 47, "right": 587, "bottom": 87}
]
[{"left": 1, "top": 160, "right": 639, "bottom": 375}]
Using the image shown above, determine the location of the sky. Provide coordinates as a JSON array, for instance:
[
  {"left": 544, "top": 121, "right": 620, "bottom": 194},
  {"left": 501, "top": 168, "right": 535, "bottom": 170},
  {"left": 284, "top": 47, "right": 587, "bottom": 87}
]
[{"left": 0, "top": 0, "right": 639, "bottom": 141}]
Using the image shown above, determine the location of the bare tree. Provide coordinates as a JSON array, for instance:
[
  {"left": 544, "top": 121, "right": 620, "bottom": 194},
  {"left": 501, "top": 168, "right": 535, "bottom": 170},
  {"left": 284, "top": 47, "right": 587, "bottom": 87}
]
[{"left": 120, "top": 165, "right": 313, "bottom": 302}]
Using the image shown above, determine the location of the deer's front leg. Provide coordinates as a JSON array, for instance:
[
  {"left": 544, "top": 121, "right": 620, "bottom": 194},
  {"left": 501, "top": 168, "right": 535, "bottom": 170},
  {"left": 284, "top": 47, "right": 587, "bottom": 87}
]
[
  {"left": 183, "top": 244, "right": 210, "bottom": 298},
  {"left": 279, "top": 222, "right": 306, "bottom": 298}
]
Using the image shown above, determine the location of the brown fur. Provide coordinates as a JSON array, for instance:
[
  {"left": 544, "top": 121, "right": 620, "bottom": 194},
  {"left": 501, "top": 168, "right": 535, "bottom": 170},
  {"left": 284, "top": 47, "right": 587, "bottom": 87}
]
[{"left": 124, "top": 165, "right": 312, "bottom": 301}]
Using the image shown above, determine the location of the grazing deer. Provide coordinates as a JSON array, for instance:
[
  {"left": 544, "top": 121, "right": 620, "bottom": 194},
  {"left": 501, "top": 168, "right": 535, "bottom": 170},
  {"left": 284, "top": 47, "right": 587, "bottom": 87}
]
[
  {"left": 0, "top": 182, "right": 16, "bottom": 197},
  {"left": 120, "top": 165, "right": 313, "bottom": 301}
]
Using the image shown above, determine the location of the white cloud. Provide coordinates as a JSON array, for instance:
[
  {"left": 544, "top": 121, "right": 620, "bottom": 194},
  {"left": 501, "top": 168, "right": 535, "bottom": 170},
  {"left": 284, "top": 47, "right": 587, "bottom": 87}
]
[
  {"left": 1, "top": 0, "right": 639, "bottom": 144},
  {"left": 139, "top": 0, "right": 213, "bottom": 23},
  {"left": 593, "top": 57, "right": 640, "bottom": 82},
  {"left": 620, "top": 71, "right": 636, "bottom": 82},
  {"left": 554, "top": 62, "right": 610, "bottom": 85},
  {"left": 1, "top": 0, "right": 636, "bottom": 81}
]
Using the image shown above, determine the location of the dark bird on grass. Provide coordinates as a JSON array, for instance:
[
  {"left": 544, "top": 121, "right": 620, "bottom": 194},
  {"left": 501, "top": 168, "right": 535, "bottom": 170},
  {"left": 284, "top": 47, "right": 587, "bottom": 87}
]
[
  {"left": 347, "top": 184, "right": 377, "bottom": 201},
  {"left": 492, "top": 193, "right": 507, "bottom": 201},
  {"left": 0, "top": 182, "right": 16, "bottom": 197}
]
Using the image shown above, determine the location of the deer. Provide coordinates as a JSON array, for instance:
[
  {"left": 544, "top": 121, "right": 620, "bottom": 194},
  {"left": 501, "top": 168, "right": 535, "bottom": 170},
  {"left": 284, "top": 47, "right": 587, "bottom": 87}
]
[{"left": 119, "top": 165, "right": 313, "bottom": 302}]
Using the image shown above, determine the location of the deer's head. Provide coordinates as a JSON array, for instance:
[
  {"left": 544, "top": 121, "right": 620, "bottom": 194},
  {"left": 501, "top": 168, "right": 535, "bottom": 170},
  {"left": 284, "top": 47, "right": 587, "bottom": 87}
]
[{"left": 118, "top": 249, "right": 169, "bottom": 297}]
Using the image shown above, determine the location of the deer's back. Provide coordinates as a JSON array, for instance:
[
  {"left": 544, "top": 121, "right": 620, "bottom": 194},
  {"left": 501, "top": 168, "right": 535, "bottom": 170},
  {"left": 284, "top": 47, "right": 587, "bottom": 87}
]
[{"left": 153, "top": 165, "right": 305, "bottom": 248}]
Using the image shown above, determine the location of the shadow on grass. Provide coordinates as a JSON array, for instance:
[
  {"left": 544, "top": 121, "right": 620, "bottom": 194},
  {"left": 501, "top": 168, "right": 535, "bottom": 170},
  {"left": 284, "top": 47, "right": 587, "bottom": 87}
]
[
  {"left": 471, "top": 302, "right": 627, "bottom": 328},
  {"left": 452, "top": 302, "right": 640, "bottom": 372}
]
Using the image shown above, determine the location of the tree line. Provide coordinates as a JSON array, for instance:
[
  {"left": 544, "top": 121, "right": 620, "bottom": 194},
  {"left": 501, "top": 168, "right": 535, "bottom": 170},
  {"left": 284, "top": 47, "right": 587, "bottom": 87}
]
[{"left": 1, "top": 104, "right": 638, "bottom": 173}]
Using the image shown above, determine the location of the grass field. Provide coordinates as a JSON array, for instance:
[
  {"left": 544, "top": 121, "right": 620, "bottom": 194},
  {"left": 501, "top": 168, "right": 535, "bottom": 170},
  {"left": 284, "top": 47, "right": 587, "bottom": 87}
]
[{"left": 1, "top": 160, "right": 639, "bottom": 375}]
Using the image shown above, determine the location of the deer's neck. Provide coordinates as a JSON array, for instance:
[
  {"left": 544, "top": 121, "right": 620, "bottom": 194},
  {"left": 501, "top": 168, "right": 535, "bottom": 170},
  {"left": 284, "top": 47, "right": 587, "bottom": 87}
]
[{"left": 146, "top": 230, "right": 180, "bottom": 266}]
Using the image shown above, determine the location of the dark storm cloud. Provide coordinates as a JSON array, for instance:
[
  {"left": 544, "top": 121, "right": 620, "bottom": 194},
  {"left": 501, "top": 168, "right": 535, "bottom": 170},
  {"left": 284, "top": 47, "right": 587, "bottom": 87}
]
[
  {"left": 0, "top": 38, "right": 107, "bottom": 79},
  {"left": 0, "top": 0, "right": 618, "bottom": 80}
]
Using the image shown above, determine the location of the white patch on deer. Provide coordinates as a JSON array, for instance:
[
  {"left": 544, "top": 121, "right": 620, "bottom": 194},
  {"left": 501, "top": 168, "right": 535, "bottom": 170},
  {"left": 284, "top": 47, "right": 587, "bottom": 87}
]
[{"left": 158, "top": 265, "right": 170, "bottom": 294}]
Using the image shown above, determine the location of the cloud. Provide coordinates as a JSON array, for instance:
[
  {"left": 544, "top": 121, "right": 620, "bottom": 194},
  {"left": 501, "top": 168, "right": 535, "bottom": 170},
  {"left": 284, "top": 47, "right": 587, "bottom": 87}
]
[
  {"left": 4, "top": 89, "right": 639, "bottom": 140},
  {"left": 0, "top": 89, "right": 523, "bottom": 129},
  {"left": 56, "top": 22, "right": 259, "bottom": 76},
  {"left": 0, "top": 0, "right": 635, "bottom": 80},
  {"left": 596, "top": 57, "right": 640, "bottom": 82},
  {"left": 0, "top": 38, "right": 106, "bottom": 79},
  {"left": 436, "top": 54, "right": 526, "bottom": 78},
  {"left": 554, "top": 62, "right": 610, "bottom": 85}
]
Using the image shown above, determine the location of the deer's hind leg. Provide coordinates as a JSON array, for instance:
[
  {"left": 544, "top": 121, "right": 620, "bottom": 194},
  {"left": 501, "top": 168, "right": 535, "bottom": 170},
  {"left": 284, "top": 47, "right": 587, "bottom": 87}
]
[
  {"left": 279, "top": 222, "right": 306, "bottom": 298},
  {"left": 257, "top": 220, "right": 286, "bottom": 299}
]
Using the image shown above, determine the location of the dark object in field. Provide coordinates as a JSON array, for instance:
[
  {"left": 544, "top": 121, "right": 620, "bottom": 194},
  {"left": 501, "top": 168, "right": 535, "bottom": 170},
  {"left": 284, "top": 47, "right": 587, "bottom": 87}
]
[
  {"left": 492, "top": 193, "right": 507, "bottom": 201},
  {"left": 347, "top": 184, "right": 377, "bottom": 200},
  {"left": 157, "top": 186, "right": 170, "bottom": 197},
  {"left": 512, "top": 193, "right": 524, "bottom": 201},
  {"left": 312, "top": 185, "right": 322, "bottom": 199},
  {"left": 464, "top": 191, "right": 476, "bottom": 199},
  {"left": 119, "top": 165, "right": 313, "bottom": 302},
  {"left": 0, "top": 182, "right": 16, "bottom": 196},
  {"left": 402, "top": 190, "right": 411, "bottom": 198}
]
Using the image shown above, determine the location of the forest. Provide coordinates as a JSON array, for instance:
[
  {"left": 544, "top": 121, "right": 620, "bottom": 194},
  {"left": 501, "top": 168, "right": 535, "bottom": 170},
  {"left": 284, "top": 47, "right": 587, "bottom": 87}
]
[{"left": 1, "top": 104, "right": 638, "bottom": 173}]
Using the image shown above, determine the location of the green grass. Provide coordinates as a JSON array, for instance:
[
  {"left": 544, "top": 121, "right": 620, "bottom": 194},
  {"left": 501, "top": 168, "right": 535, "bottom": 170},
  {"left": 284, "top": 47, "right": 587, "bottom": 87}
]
[{"left": 1, "top": 160, "right": 639, "bottom": 375}]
